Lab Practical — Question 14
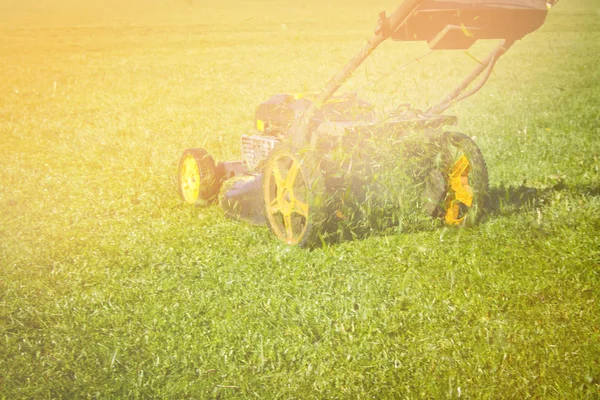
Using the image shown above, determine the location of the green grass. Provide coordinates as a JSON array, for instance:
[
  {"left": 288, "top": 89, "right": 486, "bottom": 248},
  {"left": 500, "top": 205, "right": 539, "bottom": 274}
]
[{"left": 1, "top": 0, "right": 599, "bottom": 398}]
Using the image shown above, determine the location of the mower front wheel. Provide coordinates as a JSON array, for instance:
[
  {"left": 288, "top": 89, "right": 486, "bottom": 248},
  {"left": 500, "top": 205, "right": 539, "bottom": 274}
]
[
  {"left": 178, "top": 148, "right": 220, "bottom": 206},
  {"left": 262, "top": 145, "right": 326, "bottom": 247}
]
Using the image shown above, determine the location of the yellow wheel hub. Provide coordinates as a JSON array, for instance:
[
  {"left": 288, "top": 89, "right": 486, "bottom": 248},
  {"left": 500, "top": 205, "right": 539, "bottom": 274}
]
[
  {"left": 264, "top": 151, "right": 310, "bottom": 245},
  {"left": 444, "top": 154, "right": 474, "bottom": 225},
  {"left": 180, "top": 155, "right": 201, "bottom": 204}
]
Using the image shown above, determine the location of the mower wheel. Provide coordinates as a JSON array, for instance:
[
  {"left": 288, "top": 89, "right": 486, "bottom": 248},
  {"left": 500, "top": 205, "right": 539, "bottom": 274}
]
[
  {"left": 440, "top": 132, "right": 488, "bottom": 227},
  {"left": 178, "top": 148, "right": 219, "bottom": 206},
  {"left": 262, "top": 145, "right": 326, "bottom": 247}
]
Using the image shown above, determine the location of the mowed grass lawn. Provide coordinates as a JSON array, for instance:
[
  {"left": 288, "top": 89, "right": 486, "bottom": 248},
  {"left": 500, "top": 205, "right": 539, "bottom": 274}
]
[{"left": 1, "top": 0, "right": 599, "bottom": 398}]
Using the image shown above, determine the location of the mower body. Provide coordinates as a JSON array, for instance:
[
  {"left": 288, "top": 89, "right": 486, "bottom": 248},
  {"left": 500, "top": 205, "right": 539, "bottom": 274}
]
[{"left": 218, "top": 93, "right": 456, "bottom": 227}]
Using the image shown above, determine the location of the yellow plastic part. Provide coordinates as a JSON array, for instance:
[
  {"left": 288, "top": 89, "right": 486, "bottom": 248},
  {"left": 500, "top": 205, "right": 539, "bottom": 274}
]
[
  {"left": 256, "top": 119, "right": 265, "bottom": 132},
  {"left": 180, "top": 155, "right": 201, "bottom": 204},
  {"left": 444, "top": 154, "right": 473, "bottom": 225},
  {"left": 264, "top": 151, "right": 310, "bottom": 245}
]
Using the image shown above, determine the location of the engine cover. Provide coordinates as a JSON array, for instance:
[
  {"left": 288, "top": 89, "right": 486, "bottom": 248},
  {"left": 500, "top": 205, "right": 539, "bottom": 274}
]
[{"left": 254, "top": 92, "right": 375, "bottom": 135}]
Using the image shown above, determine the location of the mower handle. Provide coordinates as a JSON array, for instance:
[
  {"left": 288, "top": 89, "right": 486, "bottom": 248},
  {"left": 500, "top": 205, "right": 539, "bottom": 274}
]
[
  {"left": 291, "top": 0, "right": 427, "bottom": 147},
  {"left": 428, "top": 39, "right": 515, "bottom": 115},
  {"left": 292, "top": 0, "right": 556, "bottom": 148}
]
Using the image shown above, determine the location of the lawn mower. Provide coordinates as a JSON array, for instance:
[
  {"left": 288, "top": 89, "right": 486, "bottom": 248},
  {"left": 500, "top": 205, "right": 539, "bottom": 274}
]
[{"left": 178, "top": 0, "right": 556, "bottom": 247}]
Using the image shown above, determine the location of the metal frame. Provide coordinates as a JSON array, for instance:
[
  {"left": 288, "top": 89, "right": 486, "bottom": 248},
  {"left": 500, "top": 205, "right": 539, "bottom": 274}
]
[
  {"left": 428, "top": 39, "right": 514, "bottom": 114},
  {"left": 292, "top": 0, "right": 554, "bottom": 147}
]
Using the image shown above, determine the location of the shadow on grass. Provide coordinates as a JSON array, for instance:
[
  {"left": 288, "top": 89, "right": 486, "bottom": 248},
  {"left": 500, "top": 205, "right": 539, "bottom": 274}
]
[
  {"left": 486, "top": 182, "right": 600, "bottom": 217},
  {"left": 314, "top": 183, "right": 600, "bottom": 248}
]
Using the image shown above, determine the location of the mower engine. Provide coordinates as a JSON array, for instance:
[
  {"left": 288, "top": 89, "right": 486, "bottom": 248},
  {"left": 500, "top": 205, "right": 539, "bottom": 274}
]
[{"left": 241, "top": 92, "right": 375, "bottom": 171}]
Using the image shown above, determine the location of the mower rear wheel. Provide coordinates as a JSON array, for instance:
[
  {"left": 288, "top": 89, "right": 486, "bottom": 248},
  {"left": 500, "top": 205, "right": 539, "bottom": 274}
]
[
  {"left": 262, "top": 146, "right": 325, "bottom": 247},
  {"left": 178, "top": 148, "right": 219, "bottom": 206},
  {"left": 441, "top": 132, "right": 488, "bottom": 226}
]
